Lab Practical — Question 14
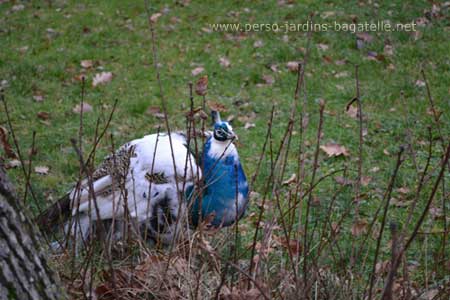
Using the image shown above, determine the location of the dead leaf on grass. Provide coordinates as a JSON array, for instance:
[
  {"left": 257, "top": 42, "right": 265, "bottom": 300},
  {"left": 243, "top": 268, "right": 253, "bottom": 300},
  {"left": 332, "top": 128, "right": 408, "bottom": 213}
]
[
  {"left": 219, "top": 57, "right": 231, "bottom": 68},
  {"left": 191, "top": 67, "right": 204, "bottom": 76},
  {"left": 35, "top": 166, "right": 49, "bottom": 175},
  {"left": 73, "top": 102, "right": 93, "bottom": 114},
  {"left": 0, "top": 126, "right": 17, "bottom": 159},
  {"left": 80, "top": 60, "right": 94, "bottom": 68},
  {"left": 195, "top": 75, "right": 208, "bottom": 96},
  {"left": 207, "top": 100, "right": 227, "bottom": 112},
  {"left": 92, "top": 72, "right": 113, "bottom": 87},
  {"left": 320, "top": 143, "right": 350, "bottom": 157},
  {"left": 351, "top": 219, "right": 368, "bottom": 236}
]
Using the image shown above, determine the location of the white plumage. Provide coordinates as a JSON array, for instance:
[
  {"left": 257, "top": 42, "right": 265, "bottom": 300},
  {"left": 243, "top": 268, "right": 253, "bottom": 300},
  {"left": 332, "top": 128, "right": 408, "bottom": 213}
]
[{"left": 66, "top": 132, "right": 200, "bottom": 244}]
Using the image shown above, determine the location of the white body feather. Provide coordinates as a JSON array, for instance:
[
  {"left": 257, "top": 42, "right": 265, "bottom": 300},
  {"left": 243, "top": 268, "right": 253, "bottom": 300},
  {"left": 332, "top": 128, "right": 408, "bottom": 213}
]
[{"left": 67, "top": 132, "right": 200, "bottom": 244}]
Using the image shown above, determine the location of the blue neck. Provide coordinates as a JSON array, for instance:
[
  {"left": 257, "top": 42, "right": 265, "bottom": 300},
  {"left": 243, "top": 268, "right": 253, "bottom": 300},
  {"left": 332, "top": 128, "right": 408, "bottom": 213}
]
[{"left": 187, "top": 137, "right": 249, "bottom": 227}]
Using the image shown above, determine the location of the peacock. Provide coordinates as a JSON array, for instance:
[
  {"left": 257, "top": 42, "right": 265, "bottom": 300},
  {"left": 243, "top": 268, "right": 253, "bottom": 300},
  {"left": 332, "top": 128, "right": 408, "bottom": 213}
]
[{"left": 37, "top": 110, "right": 249, "bottom": 247}]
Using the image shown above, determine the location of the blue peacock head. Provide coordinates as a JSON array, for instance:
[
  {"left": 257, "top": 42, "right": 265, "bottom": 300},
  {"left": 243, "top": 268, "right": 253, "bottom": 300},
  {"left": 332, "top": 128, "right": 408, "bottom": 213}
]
[{"left": 211, "top": 110, "right": 236, "bottom": 142}]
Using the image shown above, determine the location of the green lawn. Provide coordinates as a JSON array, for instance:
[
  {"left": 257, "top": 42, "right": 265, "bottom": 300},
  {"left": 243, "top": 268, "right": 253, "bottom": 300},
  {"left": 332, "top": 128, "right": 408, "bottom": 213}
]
[{"left": 1, "top": 0, "right": 449, "bottom": 298}]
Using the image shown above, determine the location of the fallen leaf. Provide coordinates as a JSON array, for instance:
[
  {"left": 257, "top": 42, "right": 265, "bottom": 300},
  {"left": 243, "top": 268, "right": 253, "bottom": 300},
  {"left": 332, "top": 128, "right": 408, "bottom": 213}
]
[
  {"left": 317, "top": 43, "right": 329, "bottom": 51},
  {"left": 5, "top": 159, "right": 21, "bottom": 169},
  {"left": 375, "top": 260, "right": 390, "bottom": 275},
  {"left": 415, "top": 79, "right": 425, "bottom": 87},
  {"left": 384, "top": 44, "right": 394, "bottom": 56},
  {"left": 361, "top": 176, "right": 372, "bottom": 186},
  {"left": 146, "top": 106, "right": 165, "bottom": 119},
  {"left": 0, "top": 126, "right": 17, "bottom": 159},
  {"left": 370, "top": 167, "right": 380, "bottom": 173},
  {"left": 219, "top": 56, "right": 231, "bottom": 68},
  {"left": 244, "top": 122, "right": 256, "bottom": 130},
  {"left": 383, "top": 148, "right": 390, "bottom": 156},
  {"left": 282, "top": 173, "right": 297, "bottom": 186},
  {"left": 269, "top": 64, "right": 279, "bottom": 72},
  {"left": 73, "top": 102, "right": 93, "bottom": 114},
  {"left": 37, "top": 111, "right": 50, "bottom": 120},
  {"left": 397, "top": 187, "right": 410, "bottom": 194},
  {"left": 11, "top": 4, "right": 25, "bottom": 12},
  {"left": 262, "top": 75, "right": 274, "bottom": 85},
  {"left": 335, "top": 176, "right": 353, "bottom": 186},
  {"left": 207, "top": 100, "right": 227, "bottom": 112},
  {"left": 195, "top": 75, "right": 208, "bottom": 96},
  {"left": 346, "top": 104, "right": 358, "bottom": 119},
  {"left": 356, "top": 32, "right": 374, "bottom": 43},
  {"left": 322, "top": 55, "right": 333, "bottom": 64},
  {"left": 150, "top": 13, "right": 162, "bottom": 23},
  {"left": 33, "top": 93, "right": 44, "bottom": 102},
  {"left": 92, "top": 71, "right": 113, "bottom": 87},
  {"left": 320, "top": 143, "right": 350, "bottom": 157},
  {"left": 390, "top": 198, "right": 411, "bottom": 207},
  {"left": 286, "top": 61, "right": 300, "bottom": 72},
  {"left": 335, "top": 59, "right": 347, "bottom": 65},
  {"left": 351, "top": 219, "right": 368, "bottom": 236},
  {"left": 35, "top": 166, "right": 49, "bottom": 175},
  {"left": 275, "top": 236, "right": 302, "bottom": 255},
  {"left": 253, "top": 40, "right": 263, "bottom": 48},
  {"left": 335, "top": 71, "right": 349, "bottom": 78},
  {"left": 80, "top": 60, "right": 93, "bottom": 68},
  {"left": 191, "top": 67, "right": 204, "bottom": 76}
]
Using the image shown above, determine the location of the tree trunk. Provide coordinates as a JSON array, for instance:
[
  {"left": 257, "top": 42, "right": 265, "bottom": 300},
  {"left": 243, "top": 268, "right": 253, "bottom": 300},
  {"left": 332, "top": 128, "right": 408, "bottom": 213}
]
[{"left": 0, "top": 164, "right": 65, "bottom": 300}]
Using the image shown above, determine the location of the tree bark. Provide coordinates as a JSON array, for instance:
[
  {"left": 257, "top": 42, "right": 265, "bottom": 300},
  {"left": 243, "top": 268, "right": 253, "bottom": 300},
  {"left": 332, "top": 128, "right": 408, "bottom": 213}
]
[{"left": 0, "top": 164, "right": 65, "bottom": 300}]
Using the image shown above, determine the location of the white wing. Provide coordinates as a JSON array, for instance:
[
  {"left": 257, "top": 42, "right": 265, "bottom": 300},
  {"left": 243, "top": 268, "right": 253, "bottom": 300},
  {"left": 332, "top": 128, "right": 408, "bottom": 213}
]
[{"left": 67, "top": 132, "right": 200, "bottom": 242}]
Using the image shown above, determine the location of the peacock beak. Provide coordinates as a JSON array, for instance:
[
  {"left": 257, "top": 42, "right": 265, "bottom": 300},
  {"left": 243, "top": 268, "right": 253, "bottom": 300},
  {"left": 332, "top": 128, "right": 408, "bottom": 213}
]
[{"left": 229, "top": 132, "right": 238, "bottom": 141}]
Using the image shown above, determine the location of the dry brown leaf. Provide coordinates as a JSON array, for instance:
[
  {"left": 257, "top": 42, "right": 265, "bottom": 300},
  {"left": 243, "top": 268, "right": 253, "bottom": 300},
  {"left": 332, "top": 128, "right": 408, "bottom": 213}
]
[
  {"left": 5, "top": 159, "right": 21, "bottom": 169},
  {"left": 317, "top": 43, "right": 329, "bottom": 51},
  {"left": 80, "top": 60, "right": 93, "bottom": 68},
  {"left": 356, "top": 32, "right": 373, "bottom": 42},
  {"left": 370, "top": 166, "right": 380, "bottom": 173},
  {"left": 73, "top": 103, "right": 93, "bottom": 114},
  {"left": 0, "top": 126, "right": 17, "bottom": 159},
  {"left": 275, "top": 236, "right": 302, "bottom": 255},
  {"left": 415, "top": 79, "right": 425, "bottom": 87},
  {"left": 375, "top": 260, "right": 390, "bottom": 275},
  {"left": 92, "top": 71, "right": 113, "bottom": 87},
  {"left": 351, "top": 219, "right": 368, "bottom": 236},
  {"left": 384, "top": 44, "right": 394, "bottom": 56},
  {"left": 390, "top": 198, "right": 411, "bottom": 207},
  {"left": 191, "top": 67, "right": 204, "bottom": 76},
  {"left": 335, "top": 176, "right": 353, "bottom": 186},
  {"left": 32, "top": 93, "right": 44, "bottom": 102},
  {"left": 146, "top": 106, "right": 165, "bottom": 119},
  {"left": 320, "top": 143, "right": 350, "bottom": 157},
  {"left": 150, "top": 12, "right": 162, "bottom": 23},
  {"left": 35, "top": 166, "right": 49, "bottom": 175},
  {"left": 282, "top": 173, "right": 297, "bottom": 186},
  {"left": 219, "top": 56, "right": 231, "bottom": 68},
  {"left": 37, "top": 111, "right": 50, "bottom": 120},
  {"left": 286, "top": 61, "right": 300, "bottom": 72},
  {"left": 335, "top": 71, "right": 349, "bottom": 78},
  {"left": 244, "top": 122, "right": 256, "bottom": 130},
  {"left": 195, "top": 75, "right": 208, "bottom": 96},
  {"left": 322, "top": 55, "right": 333, "bottom": 64},
  {"left": 207, "top": 100, "right": 227, "bottom": 112},
  {"left": 262, "top": 75, "right": 274, "bottom": 85},
  {"left": 397, "top": 187, "right": 410, "bottom": 194},
  {"left": 253, "top": 40, "right": 263, "bottom": 48},
  {"left": 361, "top": 176, "right": 372, "bottom": 186},
  {"left": 346, "top": 104, "right": 358, "bottom": 119}
]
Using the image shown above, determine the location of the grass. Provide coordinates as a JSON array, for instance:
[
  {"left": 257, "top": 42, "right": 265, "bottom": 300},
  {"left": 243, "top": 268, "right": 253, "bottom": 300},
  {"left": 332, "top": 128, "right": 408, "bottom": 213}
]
[{"left": 1, "top": 0, "right": 449, "bottom": 299}]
